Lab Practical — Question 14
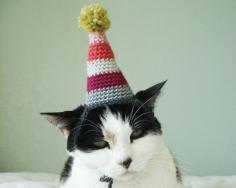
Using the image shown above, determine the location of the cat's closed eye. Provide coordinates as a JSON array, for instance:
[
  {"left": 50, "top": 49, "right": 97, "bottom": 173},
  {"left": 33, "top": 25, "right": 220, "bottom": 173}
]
[
  {"left": 93, "top": 140, "right": 110, "bottom": 149},
  {"left": 130, "top": 129, "right": 144, "bottom": 141}
]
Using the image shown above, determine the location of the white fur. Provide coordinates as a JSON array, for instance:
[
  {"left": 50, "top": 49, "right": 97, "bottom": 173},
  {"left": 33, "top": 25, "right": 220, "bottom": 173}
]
[{"left": 60, "top": 110, "right": 183, "bottom": 188}]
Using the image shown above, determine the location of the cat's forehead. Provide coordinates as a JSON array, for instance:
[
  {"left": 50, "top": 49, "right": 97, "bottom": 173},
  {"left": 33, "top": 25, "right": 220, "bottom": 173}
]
[
  {"left": 83, "top": 102, "right": 149, "bottom": 134},
  {"left": 101, "top": 108, "right": 132, "bottom": 135}
]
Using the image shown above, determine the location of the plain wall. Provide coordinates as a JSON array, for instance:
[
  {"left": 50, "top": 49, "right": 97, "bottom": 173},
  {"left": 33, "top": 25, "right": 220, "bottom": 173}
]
[{"left": 0, "top": 0, "right": 236, "bottom": 176}]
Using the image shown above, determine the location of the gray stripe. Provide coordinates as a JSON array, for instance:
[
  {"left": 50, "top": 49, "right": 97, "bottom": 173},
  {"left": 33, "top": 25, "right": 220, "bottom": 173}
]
[{"left": 86, "top": 85, "right": 134, "bottom": 107}]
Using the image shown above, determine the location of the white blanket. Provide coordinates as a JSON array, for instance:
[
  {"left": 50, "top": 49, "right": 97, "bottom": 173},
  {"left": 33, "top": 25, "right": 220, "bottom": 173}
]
[
  {"left": 0, "top": 173, "right": 58, "bottom": 188},
  {"left": 0, "top": 172, "right": 235, "bottom": 188}
]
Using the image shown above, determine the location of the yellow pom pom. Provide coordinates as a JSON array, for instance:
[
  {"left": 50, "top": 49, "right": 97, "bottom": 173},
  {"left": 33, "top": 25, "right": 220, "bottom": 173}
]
[{"left": 78, "top": 4, "right": 110, "bottom": 33}]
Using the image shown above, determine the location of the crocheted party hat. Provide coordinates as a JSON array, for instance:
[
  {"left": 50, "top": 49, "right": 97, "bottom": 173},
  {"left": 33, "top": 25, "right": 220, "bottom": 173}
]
[{"left": 78, "top": 4, "right": 134, "bottom": 108}]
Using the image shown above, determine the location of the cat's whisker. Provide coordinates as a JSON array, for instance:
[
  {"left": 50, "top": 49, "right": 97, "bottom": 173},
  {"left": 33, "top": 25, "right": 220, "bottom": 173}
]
[
  {"left": 73, "top": 117, "right": 101, "bottom": 130},
  {"left": 133, "top": 120, "right": 153, "bottom": 129},
  {"left": 71, "top": 124, "right": 101, "bottom": 136},
  {"left": 83, "top": 129, "right": 102, "bottom": 136},
  {"left": 149, "top": 161, "right": 175, "bottom": 172},
  {"left": 72, "top": 123, "right": 102, "bottom": 135},
  {"left": 132, "top": 112, "right": 153, "bottom": 125},
  {"left": 167, "top": 151, "right": 196, "bottom": 173},
  {"left": 79, "top": 123, "right": 101, "bottom": 132},
  {"left": 170, "top": 152, "right": 194, "bottom": 167},
  {"left": 135, "top": 159, "right": 173, "bottom": 173},
  {"left": 132, "top": 119, "right": 158, "bottom": 129},
  {"left": 150, "top": 155, "right": 173, "bottom": 163},
  {"left": 134, "top": 152, "right": 173, "bottom": 166},
  {"left": 130, "top": 94, "right": 156, "bottom": 124},
  {"left": 153, "top": 152, "right": 174, "bottom": 157},
  {"left": 176, "top": 159, "right": 194, "bottom": 168},
  {"left": 177, "top": 165, "right": 191, "bottom": 173},
  {"left": 133, "top": 119, "right": 153, "bottom": 127},
  {"left": 153, "top": 154, "right": 193, "bottom": 174},
  {"left": 132, "top": 123, "right": 143, "bottom": 130},
  {"left": 75, "top": 123, "right": 101, "bottom": 132},
  {"left": 128, "top": 99, "right": 138, "bottom": 124}
]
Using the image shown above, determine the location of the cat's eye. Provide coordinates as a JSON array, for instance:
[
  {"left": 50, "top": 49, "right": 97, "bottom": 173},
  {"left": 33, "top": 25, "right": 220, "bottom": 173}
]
[
  {"left": 93, "top": 140, "right": 110, "bottom": 149},
  {"left": 130, "top": 129, "right": 144, "bottom": 141}
]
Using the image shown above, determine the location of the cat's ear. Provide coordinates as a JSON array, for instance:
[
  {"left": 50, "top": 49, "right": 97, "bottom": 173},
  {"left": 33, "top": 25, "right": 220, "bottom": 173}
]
[
  {"left": 40, "top": 105, "right": 84, "bottom": 137},
  {"left": 135, "top": 80, "right": 167, "bottom": 110}
]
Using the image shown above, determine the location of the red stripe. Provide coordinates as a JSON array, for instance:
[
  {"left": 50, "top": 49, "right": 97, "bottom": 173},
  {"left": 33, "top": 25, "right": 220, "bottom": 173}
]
[
  {"left": 88, "top": 42, "right": 114, "bottom": 61},
  {"left": 87, "top": 72, "right": 128, "bottom": 92}
]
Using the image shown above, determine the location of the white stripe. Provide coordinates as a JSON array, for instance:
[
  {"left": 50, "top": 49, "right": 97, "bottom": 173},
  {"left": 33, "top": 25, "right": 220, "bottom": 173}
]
[
  {"left": 87, "top": 59, "right": 121, "bottom": 77},
  {"left": 88, "top": 32, "right": 107, "bottom": 44}
]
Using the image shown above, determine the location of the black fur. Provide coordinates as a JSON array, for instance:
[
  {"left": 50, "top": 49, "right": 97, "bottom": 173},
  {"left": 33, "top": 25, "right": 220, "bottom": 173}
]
[
  {"left": 60, "top": 156, "right": 73, "bottom": 183},
  {"left": 173, "top": 156, "right": 182, "bottom": 183}
]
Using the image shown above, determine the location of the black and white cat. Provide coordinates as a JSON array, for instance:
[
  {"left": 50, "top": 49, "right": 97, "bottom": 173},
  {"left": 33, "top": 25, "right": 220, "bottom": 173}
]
[{"left": 41, "top": 81, "right": 183, "bottom": 188}]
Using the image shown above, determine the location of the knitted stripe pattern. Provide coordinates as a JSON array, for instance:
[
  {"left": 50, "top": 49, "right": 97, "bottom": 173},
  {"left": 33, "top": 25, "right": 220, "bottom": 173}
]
[{"left": 86, "top": 33, "right": 133, "bottom": 108}]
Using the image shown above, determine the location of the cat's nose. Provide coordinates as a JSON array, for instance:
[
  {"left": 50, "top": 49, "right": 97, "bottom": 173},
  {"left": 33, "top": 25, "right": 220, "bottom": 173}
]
[{"left": 118, "top": 157, "right": 132, "bottom": 169}]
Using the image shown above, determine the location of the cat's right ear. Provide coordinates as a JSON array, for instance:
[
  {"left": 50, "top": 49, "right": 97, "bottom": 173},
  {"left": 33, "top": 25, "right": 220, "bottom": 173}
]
[{"left": 40, "top": 105, "right": 84, "bottom": 138}]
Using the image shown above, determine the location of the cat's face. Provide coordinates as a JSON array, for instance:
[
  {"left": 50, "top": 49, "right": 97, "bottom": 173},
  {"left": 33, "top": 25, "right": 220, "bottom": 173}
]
[
  {"left": 71, "top": 103, "right": 162, "bottom": 180},
  {"left": 41, "top": 81, "right": 166, "bottom": 180}
]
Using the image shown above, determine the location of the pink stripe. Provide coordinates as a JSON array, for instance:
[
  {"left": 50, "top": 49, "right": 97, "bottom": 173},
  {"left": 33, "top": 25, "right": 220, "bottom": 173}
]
[
  {"left": 87, "top": 72, "right": 128, "bottom": 92},
  {"left": 87, "top": 42, "right": 114, "bottom": 61}
]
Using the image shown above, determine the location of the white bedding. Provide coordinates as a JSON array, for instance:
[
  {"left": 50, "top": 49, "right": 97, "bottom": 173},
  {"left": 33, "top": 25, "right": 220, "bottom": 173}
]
[
  {"left": 0, "top": 172, "right": 235, "bottom": 188},
  {"left": 0, "top": 173, "right": 58, "bottom": 188}
]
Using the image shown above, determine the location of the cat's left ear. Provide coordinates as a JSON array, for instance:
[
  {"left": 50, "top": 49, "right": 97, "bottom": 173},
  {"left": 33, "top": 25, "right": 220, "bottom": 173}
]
[
  {"left": 40, "top": 105, "right": 84, "bottom": 137},
  {"left": 135, "top": 80, "right": 167, "bottom": 110}
]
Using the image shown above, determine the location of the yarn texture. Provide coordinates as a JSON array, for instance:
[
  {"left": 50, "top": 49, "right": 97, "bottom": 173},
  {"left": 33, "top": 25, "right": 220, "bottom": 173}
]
[
  {"left": 78, "top": 4, "right": 134, "bottom": 108},
  {"left": 78, "top": 4, "right": 110, "bottom": 33}
]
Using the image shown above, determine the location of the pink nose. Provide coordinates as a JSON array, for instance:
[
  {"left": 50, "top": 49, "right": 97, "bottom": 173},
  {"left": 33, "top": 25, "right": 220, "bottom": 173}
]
[{"left": 118, "top": 158, "right": 132, "bottom": 169}]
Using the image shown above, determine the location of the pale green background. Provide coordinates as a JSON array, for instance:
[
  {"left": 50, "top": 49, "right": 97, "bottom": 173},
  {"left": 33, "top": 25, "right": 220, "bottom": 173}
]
[{"left": 0, "top": 0, "right": 236, "bottom": 176}]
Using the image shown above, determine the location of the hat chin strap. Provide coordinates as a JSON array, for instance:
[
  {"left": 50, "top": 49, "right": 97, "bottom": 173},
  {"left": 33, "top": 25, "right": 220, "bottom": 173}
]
[{"left": 100, "top": 175, "right": 113, "bottom": 188}]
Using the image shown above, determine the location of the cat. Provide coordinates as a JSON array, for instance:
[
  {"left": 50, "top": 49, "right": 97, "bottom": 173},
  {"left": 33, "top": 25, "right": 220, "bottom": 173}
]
[{"left": 41, "top": 81, "right": 183, "bottom": 188}]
